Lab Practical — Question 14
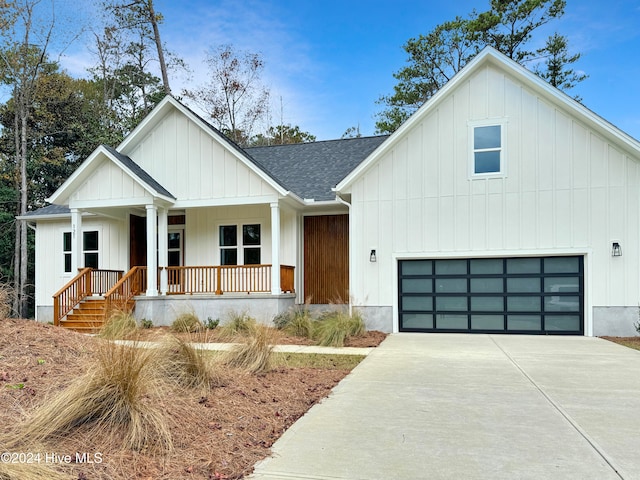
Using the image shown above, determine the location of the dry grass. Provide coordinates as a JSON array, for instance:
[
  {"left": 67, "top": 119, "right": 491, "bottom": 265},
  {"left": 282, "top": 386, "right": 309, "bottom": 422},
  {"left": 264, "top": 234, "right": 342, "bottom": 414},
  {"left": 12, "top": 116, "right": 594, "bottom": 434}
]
[
  {"left": 219, "top": 311, "right": 257, "bottom": 338},
  {"left": 15, "top": 338, "right": 172, "bottom": 453},
  {"left": 159, "top": 335, "right": 229, "bottom": 390},
  {"left": 224, "top": 323, "right": 278, "bottom": 374},
  {"left": 0, "top": 319, "right": 364, "bottom": 479},
  {"left": 99, "top": 310, "right": 138, "bottom": 339},
  {"left": 314, "top": 309, "right": 366, "bottom": 347},
  {"left": 171, "top": 311, "right": 204, "bottom": 333},
  {"left": 0, "top": 282, "right": 13, "bottom": 319},
  {"left": 0, "top": 460, "right": 68, "bottom": 480}
]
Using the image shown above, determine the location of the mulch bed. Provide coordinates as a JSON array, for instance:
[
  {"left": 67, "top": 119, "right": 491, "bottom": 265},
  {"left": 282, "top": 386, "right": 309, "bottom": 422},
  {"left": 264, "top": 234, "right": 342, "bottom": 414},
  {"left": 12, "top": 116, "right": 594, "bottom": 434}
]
[{"left": 0, "top": 319, "right": 386, "bottom": 479}]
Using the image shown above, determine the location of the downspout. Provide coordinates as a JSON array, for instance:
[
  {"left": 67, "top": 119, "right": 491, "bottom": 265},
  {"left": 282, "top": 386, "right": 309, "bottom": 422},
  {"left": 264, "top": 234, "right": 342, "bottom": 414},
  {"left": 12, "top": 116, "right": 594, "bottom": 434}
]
[{"left": 335, "top": 193, "right": 353, "bottom": 316}]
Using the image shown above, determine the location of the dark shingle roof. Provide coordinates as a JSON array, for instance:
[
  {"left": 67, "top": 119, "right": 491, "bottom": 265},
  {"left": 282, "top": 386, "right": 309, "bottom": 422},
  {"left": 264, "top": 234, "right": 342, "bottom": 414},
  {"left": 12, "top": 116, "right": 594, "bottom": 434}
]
[
  {"left": 246, "top": 136, "right": 388, "bottom": 201},
  {"left": 102, "top": 145, "right": 175, "bottom": 199},
  {"left": 21, "top": 204, "right": 70, "bottom": 217}
]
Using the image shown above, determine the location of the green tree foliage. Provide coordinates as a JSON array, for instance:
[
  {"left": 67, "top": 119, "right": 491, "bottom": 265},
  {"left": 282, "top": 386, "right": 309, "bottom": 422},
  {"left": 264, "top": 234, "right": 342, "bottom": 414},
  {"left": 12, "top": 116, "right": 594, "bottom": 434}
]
[
  {"left": 534, "top": 32, "right": 587, "bottom": 98},
  {"left": 376, "top": 0, "right": 584, "bottom": 134},
  {"left": 249, "top": 124, "right": 316, "bottom": 146}
]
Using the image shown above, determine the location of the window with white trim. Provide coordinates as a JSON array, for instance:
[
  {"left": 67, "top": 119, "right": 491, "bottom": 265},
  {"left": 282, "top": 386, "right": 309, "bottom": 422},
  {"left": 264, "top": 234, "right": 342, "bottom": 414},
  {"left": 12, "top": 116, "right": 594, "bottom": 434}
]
[
  {"left": 62, "top": 230, "right": 99, "bottom": 272},
  {"left": 83, "top": 231, "right": 99, "bottom": 269},
  {"left": 469, "top": 120, "right": 506, "bottom": 176},
  {"left": 63, "top": 232, "right": 72, "bottom": 273},
  {"left": 219, "top": 224, "right": 261, "bottom": 265}
]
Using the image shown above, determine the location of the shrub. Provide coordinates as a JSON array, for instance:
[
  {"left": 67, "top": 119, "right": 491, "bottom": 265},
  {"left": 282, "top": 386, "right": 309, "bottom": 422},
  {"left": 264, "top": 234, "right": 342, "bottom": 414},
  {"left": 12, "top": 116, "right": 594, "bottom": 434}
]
[
  {"left": 100, "top": 310, "right": 138, "bottom": 339},
  {"left": 171, "top": 312, "right": 203, "bottom": 333},
  {"left": 223, "top": 323, "right": 276, "bottom": 374},
  {"left": 159, "top": 335, "right": 227, "bottom": 390},
  {"left": 204, "top": 317, "right": 220, "bottom": 330},
  {"left": 313, "top": 309, "right": 366, "bottom": 347},
  {"left": 220, "top": 311, "right": 256, "bottom": 337},
  {"left": 18, "top": 338, "right": 172, "bottom": 452},
  {"left": 140, "top": 318, "right": 154, "bottom": 329}
]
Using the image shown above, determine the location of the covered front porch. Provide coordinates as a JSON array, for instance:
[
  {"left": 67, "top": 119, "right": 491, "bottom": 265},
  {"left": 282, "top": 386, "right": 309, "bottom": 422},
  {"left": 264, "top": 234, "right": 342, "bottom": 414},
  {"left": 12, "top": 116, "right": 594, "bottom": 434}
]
[{"left": 53, "top": 264, "right": 296, "bottom": 329}]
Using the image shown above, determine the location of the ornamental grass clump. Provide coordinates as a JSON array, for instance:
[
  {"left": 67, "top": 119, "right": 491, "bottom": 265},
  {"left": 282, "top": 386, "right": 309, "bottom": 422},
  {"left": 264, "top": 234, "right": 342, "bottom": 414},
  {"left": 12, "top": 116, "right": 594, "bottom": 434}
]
[
  {"left": 159, "top": 335, "right": 228, "bottom": 390},
  {"left": 18, "top": 338, "right": 172, "bottom": 453},
  {"left": 223, "top": 323, "right": 276, "bottom": 374},
  {"left": 99, "top": 310, "right": 138, "bottom": 339},
  {"left": 273, "top": 306, "right": 314, "bottom": 339},
  {"left": 171, "top": 312, "right": 204, "bottom": 333},
  {"left": 313, "top": 309, "right": 366, "bottom": 347},
  {"left": 219, "top": 311, "right": 257, "bottom": 338}
]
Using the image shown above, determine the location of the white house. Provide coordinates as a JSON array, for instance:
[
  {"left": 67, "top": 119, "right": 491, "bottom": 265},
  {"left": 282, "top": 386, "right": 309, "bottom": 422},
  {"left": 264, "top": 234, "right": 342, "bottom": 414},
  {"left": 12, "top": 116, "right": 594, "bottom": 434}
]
[{"left": 22, "top": 47, "right": 640, "bottom": 336}]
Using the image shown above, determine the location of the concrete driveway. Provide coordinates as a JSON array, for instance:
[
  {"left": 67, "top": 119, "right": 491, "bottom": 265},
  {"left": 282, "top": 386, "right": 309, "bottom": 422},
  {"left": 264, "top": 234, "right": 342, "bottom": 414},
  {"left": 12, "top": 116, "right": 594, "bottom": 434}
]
[{"left": 250, "top": 334, "right": 640, "bottom": 480}]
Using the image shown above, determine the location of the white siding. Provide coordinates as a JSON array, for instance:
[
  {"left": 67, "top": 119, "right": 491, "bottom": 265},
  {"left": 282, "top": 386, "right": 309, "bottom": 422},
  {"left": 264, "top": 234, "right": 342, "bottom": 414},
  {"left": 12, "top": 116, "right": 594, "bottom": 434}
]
[
  {"left": 72, "top": 159, "right": 149, "bottom": 204},
  {"left": 347, "top": 63, "right": 640, "bottom": 312},
  {"left": 127, "top": 109, "right": 280, "bottom": 201},
  {"left": 185, "top": 205, "right": 298, "bottom": 268},
  {"left": 35, "top": 217, "right": 127, "bottom": 314}
]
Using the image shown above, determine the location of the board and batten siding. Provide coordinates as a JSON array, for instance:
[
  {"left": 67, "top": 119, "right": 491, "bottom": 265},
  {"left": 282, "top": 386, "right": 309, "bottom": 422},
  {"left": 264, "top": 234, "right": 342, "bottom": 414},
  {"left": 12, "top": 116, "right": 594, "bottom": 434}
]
[
  {"left": 34, "top": 217, "right": 127, "bottom": 321},
  {"left": 185, "top": 205, "right": 298, "bottom": 269},
  {"left": 72, "top": 158, "right": 150, "bottom": 203},
  {"left": 127, "top": 109, "right": 279, "bottom": 201},
  {"left": 347, "top": 63, "right": 640, "bottom": 317}
]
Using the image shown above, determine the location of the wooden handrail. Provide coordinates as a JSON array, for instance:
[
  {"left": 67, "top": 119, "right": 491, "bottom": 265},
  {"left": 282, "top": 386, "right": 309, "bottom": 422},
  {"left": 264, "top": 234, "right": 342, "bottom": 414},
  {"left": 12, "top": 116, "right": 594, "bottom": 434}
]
[
  {"left": 52, "top": 268, "right": 93, "bottom": 326},
  {"left": 52, "top": 268, "right": 124, "bottom": 326},
  {"left": 104, "top": 266, "right": 147, "bottom": 315},
  {"left": 163, "top": 265, "right": 295, "bottom": 295}
]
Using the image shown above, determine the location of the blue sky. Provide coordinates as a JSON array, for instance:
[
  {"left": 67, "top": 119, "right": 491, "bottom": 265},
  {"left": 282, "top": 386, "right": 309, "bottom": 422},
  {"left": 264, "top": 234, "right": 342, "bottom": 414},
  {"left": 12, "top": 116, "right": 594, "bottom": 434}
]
[{"left": 61, "top": 0, "right": 640, "bottom": 141}]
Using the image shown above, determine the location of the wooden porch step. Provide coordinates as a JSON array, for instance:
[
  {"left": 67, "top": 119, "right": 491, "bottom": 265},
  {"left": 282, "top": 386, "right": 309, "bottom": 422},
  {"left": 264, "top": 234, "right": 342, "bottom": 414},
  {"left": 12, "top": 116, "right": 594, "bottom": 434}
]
[{"left": 61, "top": 297, "right": 108, "bottom": 333}]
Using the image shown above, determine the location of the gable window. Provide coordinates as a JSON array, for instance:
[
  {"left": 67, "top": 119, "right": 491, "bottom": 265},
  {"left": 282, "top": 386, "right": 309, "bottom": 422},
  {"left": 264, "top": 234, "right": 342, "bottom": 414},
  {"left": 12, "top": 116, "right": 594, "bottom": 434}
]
[
  {"left": 219, "top": 224, "right": 261, "bottom": 265},
  {"left": 470, "top": 120, "right": 506, "bottom": 176}
]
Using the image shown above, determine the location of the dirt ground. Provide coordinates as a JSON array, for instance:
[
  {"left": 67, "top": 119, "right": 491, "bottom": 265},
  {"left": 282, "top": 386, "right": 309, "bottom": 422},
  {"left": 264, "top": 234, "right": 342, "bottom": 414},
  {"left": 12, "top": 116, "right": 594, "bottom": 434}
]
[
  {"left": 0, "top": 319, "right": 386, "bottom": 479},
  {"left": 601, "top": 336, "right": 640, "bottom": 351}
]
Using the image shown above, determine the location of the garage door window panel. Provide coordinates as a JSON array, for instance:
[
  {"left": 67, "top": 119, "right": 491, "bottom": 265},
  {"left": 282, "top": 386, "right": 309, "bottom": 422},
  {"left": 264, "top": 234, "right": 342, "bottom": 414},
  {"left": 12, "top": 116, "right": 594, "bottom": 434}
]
[
  {"left": 403, "top": 296, "right": 433, "bottom": 311},
  {"left": 508, "top": 315, "right": 541, "bottom": 331},
  {"left": 437, "top": 314, "right": 467, "bottom": 329},
  {"left": 507, "top": 277, "right": 541, "bottom": 293},
  {"left": 402, "top": 278, "right": 433, "bottom": 293},
  {"left": 470, "top": 278, "right": 503, "bottom": 293},
  {"left": 471, "top": 296, "right": 504, "bottom": 311},
  {"left": 472, "top": 315, "right": 504, "bottom": 330},
  {"left": 545, "top": 315, "right": 580, "bottom": 331},
  {"left": 403, "top": 314, "right": 434, "bottom": 329},
  {"left": 436, "top": 296, "right": 467, "bottom": 311},
  {"left": 436, "top": 278, "right": 467, "bottom": 293}
]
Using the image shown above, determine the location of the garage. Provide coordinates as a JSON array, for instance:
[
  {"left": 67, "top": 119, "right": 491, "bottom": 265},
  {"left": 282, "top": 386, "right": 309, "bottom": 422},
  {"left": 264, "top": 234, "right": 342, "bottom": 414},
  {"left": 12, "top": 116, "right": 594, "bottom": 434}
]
[{"left": 398, "top": 256, "right": 584, "bottom": 334}]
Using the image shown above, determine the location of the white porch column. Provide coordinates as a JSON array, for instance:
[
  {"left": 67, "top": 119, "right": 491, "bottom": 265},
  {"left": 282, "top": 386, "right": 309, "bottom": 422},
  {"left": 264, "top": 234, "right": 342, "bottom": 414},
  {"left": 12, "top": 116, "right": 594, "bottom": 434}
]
[
  {"left": 146, "top": 204, "right": 159, "bottom": 296},
  {"left": 158, "top": 207, "right": 168, "bottom": 295},
  {"left": 70, "top": 208, "right": 83, "bottom": 272},
  {"left": 270, "top": 202, "right": 281, "bottom": 295}
]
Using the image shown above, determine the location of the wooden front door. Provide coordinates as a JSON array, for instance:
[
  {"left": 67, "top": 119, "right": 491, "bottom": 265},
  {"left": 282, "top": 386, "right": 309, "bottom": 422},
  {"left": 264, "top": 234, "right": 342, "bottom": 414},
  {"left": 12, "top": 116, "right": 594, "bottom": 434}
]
[
  {"left": 129, "top": 214, "right": 147, "bottom": 267},
  {"left": 303, "top": 214, "right": 349, "bottom": 304}
]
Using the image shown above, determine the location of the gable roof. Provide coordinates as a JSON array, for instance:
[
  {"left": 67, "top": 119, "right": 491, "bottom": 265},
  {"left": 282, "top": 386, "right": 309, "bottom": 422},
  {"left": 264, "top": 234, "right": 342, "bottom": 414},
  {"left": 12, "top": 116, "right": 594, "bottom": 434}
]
[
  {"left": 118, "top": 95, "right": 295, "bottom": 199},
  {"left": 247, "top": 136, "right": 388, "bottom": 201},
  {"left": 336, "top": 46, "right": 640, "bottom": 192},
  {"left": 46, "top": 144, "right": 176, "bottom": 206}
]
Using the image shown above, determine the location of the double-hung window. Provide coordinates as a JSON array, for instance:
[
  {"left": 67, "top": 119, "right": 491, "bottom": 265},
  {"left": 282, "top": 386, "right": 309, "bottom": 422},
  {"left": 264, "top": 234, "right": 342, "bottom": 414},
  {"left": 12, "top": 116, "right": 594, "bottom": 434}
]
[
  {"left": 219, "top": 224, "right": 261, "bottom": 265},
  {"left": 469, "top": 120, "right": 506, "bottom": 176},
  {"left": 62, "top": 230, "right": 99, "bottom": 272}
]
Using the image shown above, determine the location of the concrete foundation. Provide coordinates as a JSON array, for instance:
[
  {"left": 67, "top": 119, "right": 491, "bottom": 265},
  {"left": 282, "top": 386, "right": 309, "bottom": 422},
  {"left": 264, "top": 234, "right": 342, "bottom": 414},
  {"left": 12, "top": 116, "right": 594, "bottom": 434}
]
[
  {"left": 133, "top": 293, "right": 296, "bottom": 327},
  {"left": 593, "top": 306, "right": 639, "bottom": 337}
]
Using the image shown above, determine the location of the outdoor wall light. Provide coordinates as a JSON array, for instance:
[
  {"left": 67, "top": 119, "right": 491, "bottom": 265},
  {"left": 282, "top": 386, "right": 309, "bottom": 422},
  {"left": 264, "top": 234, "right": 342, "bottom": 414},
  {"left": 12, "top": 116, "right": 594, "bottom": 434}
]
[
  {"left": 370, "top": 249, "right": 377, "bottom": 262},
  {"left": 612, "top": 242, "right": 622, "bottom": 257}
]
